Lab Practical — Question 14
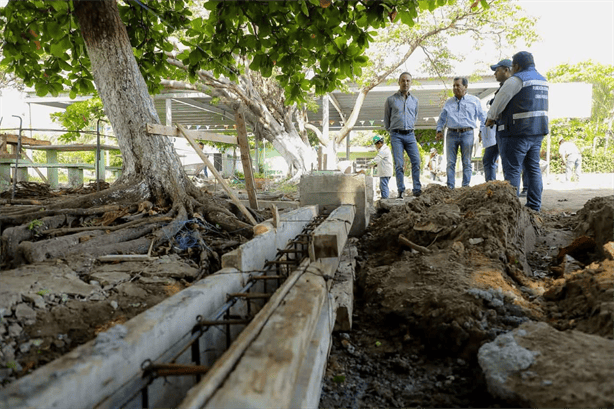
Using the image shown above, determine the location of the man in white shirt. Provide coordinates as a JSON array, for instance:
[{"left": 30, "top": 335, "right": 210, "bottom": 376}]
[
  {"left": 369, "top": 135, "right": 394, "bottom": 199},
  {"left": 558, "top": 138, "right": 582, "bottom": 182}
]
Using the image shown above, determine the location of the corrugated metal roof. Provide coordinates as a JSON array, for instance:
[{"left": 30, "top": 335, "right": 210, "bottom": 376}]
[{"left": 26, "top": 75, "right": 500, "bottom": 133}]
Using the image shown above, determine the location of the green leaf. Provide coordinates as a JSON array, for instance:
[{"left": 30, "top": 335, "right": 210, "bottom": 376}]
[
  {"left": 50, "top": 2, "right": 68, "bottom": 12},
  {"left": 35, "top": 83, "right": 48, "bottom": 97},
  {"left": 189, "top": 48, "right": 202, "bottom": 65},
  {"left": 46, "top": 21, "right": 62, "bottom": 38},
  {"left": 299, "top": 0, "right": 309, "bottom": 16},
  {"left": 480, "top": 0, "right": 490, "bottom": 9},
  {"left": 249, "top": 54, "right": 262, "bottom": 71}
]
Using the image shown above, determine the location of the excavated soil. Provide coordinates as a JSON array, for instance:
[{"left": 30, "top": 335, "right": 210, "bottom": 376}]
[
  {"left": 1, "top": 179, "right": 613, "bottom": 408},
  {"left": 318, "top": 183, "right": 613, "bottom": 408}
]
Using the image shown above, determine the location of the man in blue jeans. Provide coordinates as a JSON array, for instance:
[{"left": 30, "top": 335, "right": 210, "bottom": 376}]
[
  {"left": 384, "top": 72, "right": 422, "bottom": 198},
  {"left": 482, "top": 59, "right": 512, "bottom": 182},
  {"left": 486, "top": 51, "right": 549, "bottom": 212},
  {"left": 436, "top": 77, "right": 486, "bottom": 189}
]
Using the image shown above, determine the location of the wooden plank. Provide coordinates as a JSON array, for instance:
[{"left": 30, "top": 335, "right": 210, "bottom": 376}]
[
  {"left": 289, "top": 293, "right": 335, "bottom": 409},
  {"left": 331, "top": 244, "right": 357, "bottom": 332},
  {"left": 235, "top": 110, "right": 258, "bottom": 210},
  {"left": 176, "top": 123, "right": 257, "bottom": 226},
  {"left": 0, "top": 134, "right": 52, "bottom": 146},
  {"left": 147, "top": 123, "right": 237, "bottom": 145}
]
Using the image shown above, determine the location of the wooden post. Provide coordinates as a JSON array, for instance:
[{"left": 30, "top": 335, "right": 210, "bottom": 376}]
[
  {"left": 176, "top": 123, "right": 257, "bottom": 226},
  {"left": 234, "top": 110, "right": 259, "bottom": 210}
]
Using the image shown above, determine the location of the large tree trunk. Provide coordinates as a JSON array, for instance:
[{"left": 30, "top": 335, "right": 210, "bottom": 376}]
[
  {"left": 61, "top": 1, "right": 248, "bottom": 236},
  {"left": 72, "top": 0, "right": 200, "bottom": 208},
  {"left": 163, "top": 63, "right": 318, "bottom": 181}
]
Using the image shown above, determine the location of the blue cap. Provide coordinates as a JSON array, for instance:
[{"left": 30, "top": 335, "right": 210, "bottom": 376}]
[
  {"left": 512, "top": 51, "right": 535, "bottom": 69},
  {"left": 490, "top": 59, "right": 512, "bottom": 71}
]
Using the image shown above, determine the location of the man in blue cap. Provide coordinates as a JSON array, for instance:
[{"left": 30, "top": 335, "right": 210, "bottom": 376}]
[
  {"left": 485, "top": 51, "right": 549, "bottom": 212},
  {"left": 482, "top": 59, "right": 512, "bottom": 182}
]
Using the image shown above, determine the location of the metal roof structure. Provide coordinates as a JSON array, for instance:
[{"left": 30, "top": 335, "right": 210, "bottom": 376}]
[{"left": 25, "top": 75, "right": 500, "bottom": 134}]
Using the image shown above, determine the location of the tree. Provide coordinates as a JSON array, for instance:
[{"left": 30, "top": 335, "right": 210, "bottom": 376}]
[
  {"left": 332, "top": 0, "right": 538, "bottom": 145},
  {"left": 161, "top": 0, "right": 537, "bottom": 179},
  {"left": 0, "top": 0, "right": 445, "bottom": 260},
  {"left": 546, "top": 61, "right": 614, "bottom": 160},
  {"left": 546, "top": 61, "right": 614, "bottom": 125}
]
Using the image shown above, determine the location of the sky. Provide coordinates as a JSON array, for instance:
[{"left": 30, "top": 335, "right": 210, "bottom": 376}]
[
  {"left": 409, "top": 0, "right": 614, "bottom": 77},
  {"left": 516, "top": 0, "right": 614, "bottom": 73}
]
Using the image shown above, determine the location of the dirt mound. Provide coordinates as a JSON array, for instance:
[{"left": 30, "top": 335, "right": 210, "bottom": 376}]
[
  {"left": 573, "top": 195, "right": 614, "bottom": 258},
  {"left": 357, "top": 182, "right": 545, "bottom": 359}
]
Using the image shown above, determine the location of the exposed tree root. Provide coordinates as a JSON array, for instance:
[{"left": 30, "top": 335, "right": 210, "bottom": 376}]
[
  {"left": 1, "top": 179, "right": 265, "bottom": 270},
  {"left": 42, "top": 216, "right": 174, "bottom": 237}
]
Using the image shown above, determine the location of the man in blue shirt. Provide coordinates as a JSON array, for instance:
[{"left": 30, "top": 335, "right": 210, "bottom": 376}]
[
  {"left": 384, "top": 72, "right": 422, "bottom": 198},
  {"left": 436, "top": 77, "right": 486, "bottom": 189},
  {"left": 486, "top": 51, "right": 549, "bottom": 212}
]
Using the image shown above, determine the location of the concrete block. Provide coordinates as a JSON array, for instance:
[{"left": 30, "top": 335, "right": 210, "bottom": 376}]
[{"left": 299, "top": 173, "right": 369, "bottom": 236}]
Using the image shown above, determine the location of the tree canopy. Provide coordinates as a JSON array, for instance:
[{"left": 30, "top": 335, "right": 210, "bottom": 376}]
[
  {"left": 0, "top": 0, "right": 469, "bottom": 103},
  {"left": 546, "top": 61, "right": 614, "bottom": 123}
]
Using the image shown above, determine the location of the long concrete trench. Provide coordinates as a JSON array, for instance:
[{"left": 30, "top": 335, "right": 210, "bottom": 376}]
[{"left": 0, "top": 203, "right": 356, "bottom": 409}]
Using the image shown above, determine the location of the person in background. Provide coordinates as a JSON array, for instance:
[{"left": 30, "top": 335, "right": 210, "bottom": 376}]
[
  {"left": 436, "top": 77, "right": 486, "bottom": 189},
  {"left": 427, "top": 148, "right": 443, "bottom": 181},
  {"left": 369, "top": 135, "right": 394, "bottom": 199},
  {"left": 482, "top": 59, "right": 512, "bottom": 182},
  {"left": 558, "top": 138, "right": 582, "bottom": 182},
  {"left": 198, "top": 142, "right": 209, "bottom": 178},
  {"left": 384, "top": 72, "right": 422, "bottom": 198},
  {"left": 486, "top": 51, "right": 549, "bottom": 212}
]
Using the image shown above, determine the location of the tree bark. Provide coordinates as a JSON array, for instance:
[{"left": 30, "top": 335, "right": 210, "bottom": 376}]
[
  {"left": 72, "top": 1, "right": 200, "bottom": 208},
  {"left": 163, "top": 59, "right": 318, "bottom": 181}
]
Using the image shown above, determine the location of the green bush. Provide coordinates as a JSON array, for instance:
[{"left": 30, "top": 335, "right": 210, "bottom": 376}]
[
  {"left": 545, "top": 145, "right": 614, "bottom": 174},
  {"left": 580, "top": 147, "right": 614, "bottom": 173}
]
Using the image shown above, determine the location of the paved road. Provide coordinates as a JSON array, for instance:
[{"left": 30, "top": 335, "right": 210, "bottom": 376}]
[{"left": 533, "top": 173, "right": 613, "bottom": 213}]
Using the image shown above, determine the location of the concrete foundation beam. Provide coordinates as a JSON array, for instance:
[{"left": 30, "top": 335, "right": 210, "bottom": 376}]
[
  {"left": 222, "top": 205, "right": 318, "bottom": 272},
  {"left": 0, "top": 268, "right": 251, "bottom": 409},
  {"left": 180, "top": 205, "right": 356, "bottom": 409}
]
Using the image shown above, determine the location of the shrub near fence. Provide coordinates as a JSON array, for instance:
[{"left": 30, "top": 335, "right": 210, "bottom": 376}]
[{"left": 548, "top": 146, "right": 614, "bottom": 175}]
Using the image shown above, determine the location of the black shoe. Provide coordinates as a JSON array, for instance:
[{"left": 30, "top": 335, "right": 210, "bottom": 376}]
[
  {"left": 413, "top": 191, "right": 422, "bottom": 197},
  {"left": 519, "top": 189, "right": 528, "bottom": 197},
  {"left": 398, "top": 192, "right": 404, "bottom": 199}
]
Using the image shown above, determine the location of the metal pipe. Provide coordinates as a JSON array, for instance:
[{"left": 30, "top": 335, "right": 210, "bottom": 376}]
[
  {"left": 11, "top": 115, "right": 22, "bottom": 201},
  {"left": 96, "top": 119, "right": 107, "bottom": 192}
]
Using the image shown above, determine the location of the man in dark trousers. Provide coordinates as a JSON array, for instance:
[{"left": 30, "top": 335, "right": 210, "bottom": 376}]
[
  {"left": 384, "top": 72, "right": 422, "bottom": 198},
  {"left": 482, "top": 59, "right": 512, "bottom": 182},
  {"left": 486, "top": 51, "right": 549, "bottom": 212}
]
